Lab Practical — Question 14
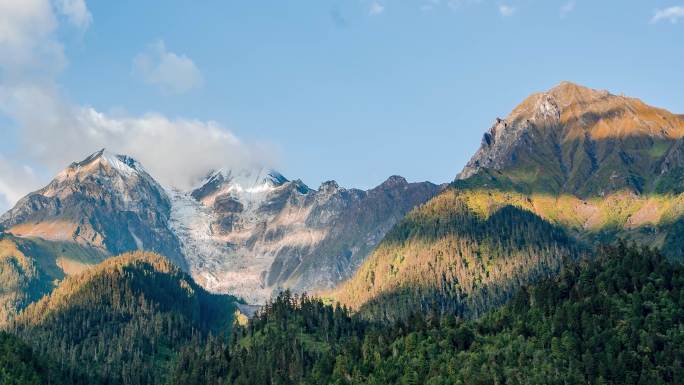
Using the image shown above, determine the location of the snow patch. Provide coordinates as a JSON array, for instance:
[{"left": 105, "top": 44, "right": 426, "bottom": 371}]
[
  {"left": 168, "top": 187, "right": 275, "bottom": 303},
  {"left": 54, "top": 149, "right": 144, "bottom": 182}
]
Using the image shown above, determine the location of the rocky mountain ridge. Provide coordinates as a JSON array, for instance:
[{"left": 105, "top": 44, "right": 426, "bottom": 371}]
[
  {"left": 170, "top": 168, "right": 442, "bottom": 303},
  {"left": 0, "top": 150, "right": 442, "bottom": 304}
]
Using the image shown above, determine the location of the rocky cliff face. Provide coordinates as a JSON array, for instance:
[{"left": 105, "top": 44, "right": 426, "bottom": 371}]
[{"left": 170, "top": 169, "right": 442, "bottom": 303}]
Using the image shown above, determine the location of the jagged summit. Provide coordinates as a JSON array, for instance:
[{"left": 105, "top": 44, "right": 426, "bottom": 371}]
[
  {"left": 318, "top": 180, "right": 340, "bottom": 195},
  {"left": 377, "top": 175, "right": 409, "bottom": 189},
  {"left": 458, "top": 82, "right": 684, "bottom": 196},
  {"left": 191, "top": 168, "right": 296, "bottom": 203},
  {"left": 169, "top": 167, "right": 440, "bottom": 302},
  {"left": 57, "top": 149, "right": 147, "bottom": 182},
  {"left": 2, "top": 146, "right": 440, "bottom": 304},
  {"left": 205, "top": 168, "right": 289, "bottom": 188}
]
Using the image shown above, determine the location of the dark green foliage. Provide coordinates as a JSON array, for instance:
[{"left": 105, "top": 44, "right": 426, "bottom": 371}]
[
  {"left": 173, "top": 243, "right": 684, "bottom": 385},
  {"left": 12, "top": 252, "right": 237, "bottom": 385},
  {"left": 654, "top": 167, "right": 684, "bottom": 195},
  {"left": 0, "top": 331, "right": 67, "bottom": 385},
  {"left": 338, "top": 195, "right": 587, "bottom": 321},
  {"left": 662, "top": 217, "right": 684, "bottom": 260},
  {"left": 169, "top": 291, "right": 366, "bottom": 385}
]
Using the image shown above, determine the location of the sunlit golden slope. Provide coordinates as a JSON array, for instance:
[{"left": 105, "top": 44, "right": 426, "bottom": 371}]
[
  {"left": 13, "top": 251, "right": 238, "bottom": 385},
  {"left": 333, "top": 82, "right": 684, "bottom": 320},
  {"left": 0, "top": 233, "right": 107, "bottom": 325},
  {"left": 330, "top": 188, "right": 586, "bottom": 319},
  {"left": 460, "top": 82, "right": 684, "bottom": 196}
]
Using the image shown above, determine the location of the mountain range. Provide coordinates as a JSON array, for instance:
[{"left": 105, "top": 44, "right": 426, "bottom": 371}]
[
  {"left": 1, "top": 81, "right": 683, "bottom": 385},
  {"left": 0, "top": 149, "right": 440, "bottom": 319},
  {"left": 331, "top": 81, "right": 684, "bottom": 319},
  {"left": 2, "top": 82, "right": 684, "bottom": 311},
  {"left": 3, "top": 82, "right": 684, "bottom": 316}
]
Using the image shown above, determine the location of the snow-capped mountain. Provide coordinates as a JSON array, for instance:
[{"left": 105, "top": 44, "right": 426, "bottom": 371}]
[
  {"left": 1, "top": 150, "right": 442, "bottom": 303},
  {"left": 170, "top": 168, "right": 442, "bottom": 303},
  {"left": 0, "top": 149, "right": 186, "bottom": 269}
]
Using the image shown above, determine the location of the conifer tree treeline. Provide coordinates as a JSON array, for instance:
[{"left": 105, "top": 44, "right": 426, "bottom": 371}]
[
  {"left": 334, "top": 189, "right": 588, "bottom": 321},
  {"left": 2, "top": 245, "right": 682, "bottom": 385},
  {"left": 11, "top": 252, "right": 238, "bottom": 385},
  {"left": 0, "top": 331, "right": 69, "bottom": 385},
  {"left": 172, "top": 242, "right": 684, "bottom": 385}
]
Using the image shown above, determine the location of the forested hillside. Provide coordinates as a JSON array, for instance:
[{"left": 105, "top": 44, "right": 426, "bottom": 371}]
[
  {"left": 1, "top": 82, "right": 684, "bottom": 385},
  {"left": 11, "top": 252, "right": 239, "bottom": 385},
  {"left": 172, "top": 243, "right": 684, "bottom": 385},
  {"left": 0, "top": 331, "right": 68, "bottom": 385},
  {"left": 331, "top": 188, "right": 587, "bottom": 320},
  {"left": 0, "top": 233, "right": 107, "bottom": 326},
  {"left": 331, "top": 83, "right": 684, "bottom": 321},
  {"left": 453, "top": 82, "right": 684, "bottom": 259}
]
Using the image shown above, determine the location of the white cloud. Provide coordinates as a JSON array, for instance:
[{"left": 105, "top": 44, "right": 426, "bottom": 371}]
[
  {"left": 498, "top": 4, "right": 515, "bottom": 16},
  {"left": 369, "top": 1, "right": 385, "bottom": 15},
  {"left": 0, "top": 1, "right": 276, "bottom": 210},
  {"left": 0, "top": 0, "right": 66, "bottom": 79},
  {"left": 0, "top": 82, "right": 277, "bottom": 203},
  {"left": 560, "top": 1, "right": 575, "bottom": 17},
  {"left": 55, "top": 0, "right": 92, "bottom": 29},
  {"left": 651, "top": 6, "right": 684, "bottom": 24},
  {"left": 75, "top": 109, "right": 276, "bottom": 190},
  {"left": 133, "top": 40, "right": 204, "bottom": 94},
  {"left": 0, "top": 85, "right": 276, "bottom": 201}
]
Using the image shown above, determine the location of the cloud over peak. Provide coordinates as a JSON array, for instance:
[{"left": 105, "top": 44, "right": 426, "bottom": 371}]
[
  {"left": 0, "top": 81, "right": 277, "bottom": 200},
  {"left": 0, "top": 1, "right": 276, "bottom": 211}
]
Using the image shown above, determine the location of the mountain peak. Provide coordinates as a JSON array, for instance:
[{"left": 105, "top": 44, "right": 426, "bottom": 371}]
[
  {"left": 318, "top": 180, "right": 340, "bottom": 194},
  {"left": 60, "top": 149, "right": 145, "bottom": 181},
  {"left": 263, "top": 170, "right": 289, "bottom": 187},
  {"left": 549, "top": 80, "right": 603, "bottom": 95},
  {"left": 191, "top": 167, "right": 290, "bottom": 203},
  {"left": 546, "top": 81, "right": 610, "bottom": 105},
  {"left": 458, "top": 83, "right": 684, "bottom": 196},
  {"left": 379, "top": 175, "right": 408, "bottom": 189},
  {"left": 202, "top": 168, "right": 289, "bottom": 189},
  {"left": 508, "top": 82, "right": 612, "bottom": 125}
]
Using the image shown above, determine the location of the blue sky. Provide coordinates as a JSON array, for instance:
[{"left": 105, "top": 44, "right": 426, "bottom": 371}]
[{"left": 0, "top": 0, "right": 683, "bottom": 211}]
